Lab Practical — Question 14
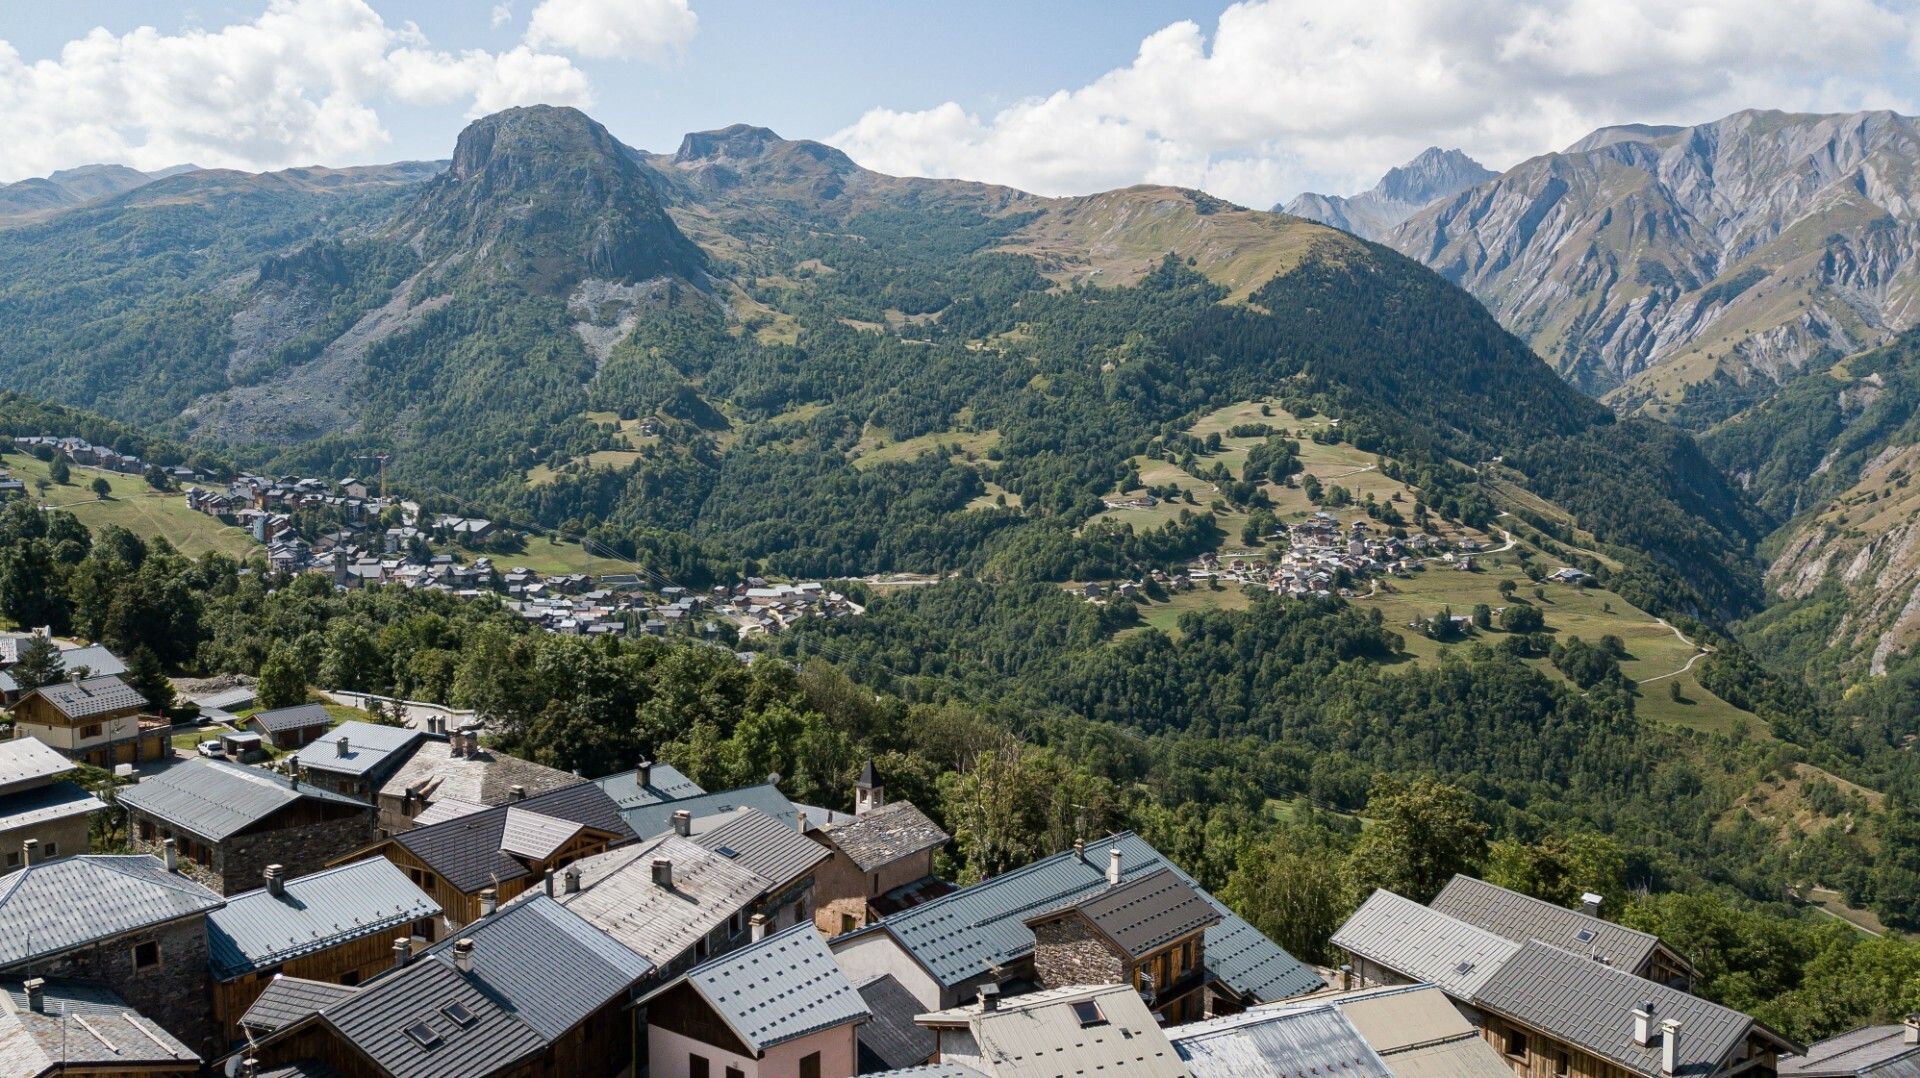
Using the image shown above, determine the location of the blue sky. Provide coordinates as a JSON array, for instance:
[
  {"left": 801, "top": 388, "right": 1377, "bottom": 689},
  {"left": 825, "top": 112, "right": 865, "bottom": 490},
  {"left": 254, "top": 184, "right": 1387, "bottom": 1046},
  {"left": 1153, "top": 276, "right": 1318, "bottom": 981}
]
[{"left": 4, "top": 1, "right": 1919, "bottom": 206}]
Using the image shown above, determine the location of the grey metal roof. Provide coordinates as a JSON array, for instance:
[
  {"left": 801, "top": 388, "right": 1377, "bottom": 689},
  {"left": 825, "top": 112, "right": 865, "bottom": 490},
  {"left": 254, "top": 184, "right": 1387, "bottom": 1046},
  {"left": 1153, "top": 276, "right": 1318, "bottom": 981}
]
[
  {"left": 858, "top": 974, "right": 938, "bottom": 1072},
  {"left": 0, "top": 854, "right": 224, "bottom": 966},
  {"left": 694, "top": 807, "right": 830, "bottom": 887},
  {"left": 117, "top": 758, "right": 369, "bottom": 841},
  {"left": 410, "top": 797, "right": 488, "bottom": 826},
  {"left": 1472, "top": 941, "right": 1784, "bottom": 1078},
  {"left": 863, "top": 831, "right": 1321, "bottom": 1003},
  {"left": 592, "top": 762, "right": 704, "bottom": 809},
  {"left": 1171, "top": 1002, "right": 1392, "bottom": 1078},
  {"left": 0, "top": 975, "right": 199, "bottom": 1071},
  {"left": 1431, "top": 875, "right": 1664, "bottom": 972},
  {"left": 289, "top": 721, "right": 425, "bottom": 779},
  {"left": 872, "top": 1065, "right": 989, "bottom": 1078},
  {"left": 1331, "top": 889, "right": 1521, "bottom": 998},
  {"left": 1783, "top": 1027, "right": 1920, "bottom": 1078},
  {"left": 23, "top": 674, "right": 146, "bottom": 720},
  {"left": 207, "top": 859, "right": 441, "bottom": 979},
  {"left": 320, "top": 950, "right": 546, "bottom": 1078},
  {"left": 392, "top": 782, "right": 634, "bottom": 894},
  {"left": 499, "top": 807, "right": 584, "bottom": 861},
  {"left": 1032, "top": 867, "right": 1220, "bottom": 959},
  {"left": 377, "top": 740, "right": 584, "bottom": 809},
  {"left": 0, "top": 780, "right": 105, "bottom": 831},
  {"left": 665, "top": 921, "right": 869, "bottom": 1054},
  {"left": 255, "top": 1062, "right": 346, "bottom": 1078},
  {"left": 540, "top": 834, "right": 769, "bottom": 967},
  {"left": 239, "top": 976, "right": 357, "bottom": 1034},
  {"left": 620, "top": 783, "right": 799, "bottom": 838},
  {"left": 818, "top": 801, "right": 949, "bottom": 873},
  {"left": 55, "top": 644, "right": 126, "bottom": 679},
  {"left": 947, "top": 983, "right": 1187, "bottom": 1077},
  {"left": 248, "top": 702, "right": 334, "bottom": 735},
  {"left": 0, "top": 738, "right": 73, "bottom": 794}
]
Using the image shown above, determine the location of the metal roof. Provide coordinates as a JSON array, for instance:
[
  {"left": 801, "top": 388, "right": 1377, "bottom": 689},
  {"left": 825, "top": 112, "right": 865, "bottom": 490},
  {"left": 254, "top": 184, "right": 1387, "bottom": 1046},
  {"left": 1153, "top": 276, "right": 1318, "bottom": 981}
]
[
  {"left": 207, "top": 859, "right": 442, "bottom": 979},
  {"left": 1171, "top": 1002, "right": 1391, "bottom": 1078},
  {"left": 0, "top": 975, "right": 198, "bottom": 1071},
  {"left": 953, "top": 983, "right": 1187, "bottom": 1078},
  {"left": 239, "top": 976, "right": 357, "bottom": 1034},
  {"left": 1782, "top": 1027, "right": 1920, "bottom": 1078},
  {"left": 1030, "top": 867, "right": 1220, "bottom": 959},
  {"left": 499, "top": 807, "right": 584, "bottom": 861},
  {"left": 320, "top": 949, "right": 546, "bottom": 1078},
  {"left": 818, "top": 801, "right": 949, "bottom": 873},
  {"left": 0, "top": 780, "right": 105, "bottom": 831},
  {"left": 289, "top": 721, "right": 425, "bottom": 779},
  {"left": 858, "top": 974, "right": 938, "bottom": 1072},
  {"left": 23, "top": 674, "right": 146, "bottom": 720},
  {"left": 592, "top": 763, "right": 704, "bottom": 809},
  {"left": 540, "top": 834, "right": 769, "bottom": 967},
  {"left": 1472, "top": 941, "right": 1783, "bottom": 1078},
  {"left": 620, "top": 783, "right": 799, "bottom": 838},
  {"left": 0, "top": 738, "right": 73, "bottom": 794},
  {"left": 56, "top": 644, "right": 126, "bottom": 679},
  {"left": 117, "top": 758, "right": 369, "bottom": 841},
  {"left": 694, "top": 807, "right": 831, "bottom": 887},
  {"left": 1331, "top": 889, "right": 1521, "bottom": 998},
  {"left": 865, "top": 831, "right": 1321, "bottom": 1003},
  {"left": 1431, "top": 875, "right": 1663, "bottom": 972},
  {"left": 392, "top": 782, "right": 633, "bottom": 894},
  {"left": 0, "top": 854, "right": 223, "bottom": 966},
  {"left": 872, "top": 1065, "right": 989, "bottom": 1078},
  {"left": 248, "top": 702, "right": 334, "bottom": 735},
  {"left": 410, "top": 797, "right": 488, "bottom": 827},
  {"left": 377, "top": 740, "right": 584, "bottom": 809},
  {"left": 665, "top": 921, "right": 870, "bottom": 1054}
]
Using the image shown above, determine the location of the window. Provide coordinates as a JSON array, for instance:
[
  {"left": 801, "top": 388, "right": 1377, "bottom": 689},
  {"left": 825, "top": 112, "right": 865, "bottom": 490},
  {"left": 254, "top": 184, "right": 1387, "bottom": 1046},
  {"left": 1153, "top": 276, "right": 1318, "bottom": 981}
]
[
  {"left": 689, "top": 1054, "right": 710, "bottom": 1078},
  {"left": 133, "top": 941, "right": 160, "bottom": 971},
  {"left": 1071, "top": 1000, "right": 1108, "bottom": 1028},
  {"left": 403, "top": 1021, "right": 442, "bottom": 1049},
  {"left": 1574, "top": 929, "right": 1596, "bottom": 943},
  {"left": 1504, "top": 1030, "right": 1528, "bottom": 1059},
  {"left": 442, "top": 1002, "right": 477, "bottom": 1028},
  {"left": 341, "top": 971, "right": 361, "bottom": 987},
  {"left": 39, "top": 842, "right": 54, "bottom": 858},
  {"left": 80, "top": 723, "right": 102, "bottom": 739},
  {"left": 1554, "top": 1050, "right": 1571, "bottom": 1076},
  {"left": 3, "top": 853, "right": 15, "bottom": 869},
  {"left": 841, "top": 913, "right": 858, "bottom": 934},
  {"left": 137, "top": 820, "right": 155, "bottom": 841},
  {"left": 729, "top": 912, "right": 742, "bottom": 935},
  {"left": 727, "top": 1069, "right": 745, "bottom": 1078},
  {"left": 800, "top": 1052, "right": 821, "bottom": 1078}
]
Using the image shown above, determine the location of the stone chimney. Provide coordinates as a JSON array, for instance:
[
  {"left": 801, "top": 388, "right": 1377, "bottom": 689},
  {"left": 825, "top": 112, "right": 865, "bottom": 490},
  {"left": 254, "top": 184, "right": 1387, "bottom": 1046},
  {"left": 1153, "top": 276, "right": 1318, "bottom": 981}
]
[
  {"left": 1581, "top": 891, "right": 1603, "bottom": 917},
  {"left": 336, "top": 736, "right": 350, "bottom": 758},
  {"left": 750, "top": 913, "right": 769, "bottom": 942},
  {"left": 1660, "top": 1019, "right": 1681, "bottom": 1076},
  {"left": 636, "top": 759, "right": 653, "bottom": 787},
  {"left": 1073, "top": 838, "right": 1086, "bottom": 861},
  {"left": 564, "top": 866, "right": 581, "bottom": 894},
  {"left": 452, "top": 938, "right": 475, "bottom": 974},
  {"left": 1339, "top": 963, "right": 1353, "bottom": 991},
  {"left": 479, "top": 887, "right": 497, "bottom": 917},
  {"left": 21, "top": 839, "right": 36, "bottom": 867},
  {"left": 978, "top": 983, "right": 999, "bottom": 1012},
  {"left": 392, "top": 938, "right": 412, "bottom": 969},
  {"left": 162, "top": 838, "right": 179, "bottom": 872},
  {"left": 651, "top": 857, "right": 673, "bottom": 888},
  {"left": 672, "top": 810, "right": 692, "bottom": 837},
  {"left": 1905, "top": 1015, "right": 1920, "bottom": 1045},
  {"left": 1107, "top": 846, "right": 1123, "bottom": 886},
  {"left": 509, "top": 784, "right": 526, "bottom": 803},
  {"left": 1632, "top": 1003, "right": 1655, "bottom": 1048},
  {"left": 23, "top": 978, "right": 44, "bottom": 1013},
  {"left": 265, "top": 864, "right": 286, "bottom": 897}
]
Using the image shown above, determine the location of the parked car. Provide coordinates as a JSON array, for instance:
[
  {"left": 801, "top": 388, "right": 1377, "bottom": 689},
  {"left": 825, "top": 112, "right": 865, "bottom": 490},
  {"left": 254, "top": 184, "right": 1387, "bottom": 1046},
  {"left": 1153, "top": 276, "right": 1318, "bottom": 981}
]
[{"left": 196, "top": 739, "right": 226, "bottom": 759}]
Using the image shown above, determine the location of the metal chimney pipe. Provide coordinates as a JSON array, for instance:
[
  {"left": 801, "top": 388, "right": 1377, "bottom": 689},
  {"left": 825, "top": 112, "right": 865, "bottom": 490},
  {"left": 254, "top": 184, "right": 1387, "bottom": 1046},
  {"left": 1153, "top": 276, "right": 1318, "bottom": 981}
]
[
  {"left": 1107, "top": 846, "right": 1123, "bottom": 886},
  {"left": 544, "top": 868, "right": 556, "bottom": 898}
]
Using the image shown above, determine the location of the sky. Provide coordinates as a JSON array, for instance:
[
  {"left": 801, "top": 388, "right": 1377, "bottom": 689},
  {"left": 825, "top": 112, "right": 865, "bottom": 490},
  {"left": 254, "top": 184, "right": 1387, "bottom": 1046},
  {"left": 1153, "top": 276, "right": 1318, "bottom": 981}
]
[{"left": 3, "top": 0, "right": 1919, "bottom": 208}]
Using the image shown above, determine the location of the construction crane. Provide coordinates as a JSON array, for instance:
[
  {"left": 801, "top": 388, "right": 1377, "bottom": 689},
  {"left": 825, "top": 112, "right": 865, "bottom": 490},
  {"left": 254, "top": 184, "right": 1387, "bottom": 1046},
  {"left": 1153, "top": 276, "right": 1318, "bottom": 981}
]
[{"left": 352, "top": 453, "right": 392, "bottom": 500}]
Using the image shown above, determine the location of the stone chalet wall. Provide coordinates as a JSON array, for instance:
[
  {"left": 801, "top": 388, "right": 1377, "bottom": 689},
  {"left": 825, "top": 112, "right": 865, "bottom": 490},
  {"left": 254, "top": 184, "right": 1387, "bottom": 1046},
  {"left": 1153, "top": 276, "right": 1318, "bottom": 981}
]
[
  {"left": 1031, "top": 915, "right": 1127, "bottom": 989},
  {"left": 9, "top": 916, "right": 217, "bottom": 1057},
  {"left": 131, "top": 808, "right": 376, "bottom": 896}
]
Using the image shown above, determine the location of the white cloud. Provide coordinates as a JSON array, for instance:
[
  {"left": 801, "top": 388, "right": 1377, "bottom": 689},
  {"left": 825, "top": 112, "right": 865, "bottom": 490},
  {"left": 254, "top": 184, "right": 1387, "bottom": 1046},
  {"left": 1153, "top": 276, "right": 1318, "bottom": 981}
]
[
  {"left": 492, "top": 3, "right": 514, "bottom": 29},
  {"left": 830, "top": 0, "right": 1920, "bottom": 208},
  {"left": 524, "top": 0, "right": 697, "bottom": 61},
  {"left": 0, "top": 0, "right": 596, "bottom": 180}
]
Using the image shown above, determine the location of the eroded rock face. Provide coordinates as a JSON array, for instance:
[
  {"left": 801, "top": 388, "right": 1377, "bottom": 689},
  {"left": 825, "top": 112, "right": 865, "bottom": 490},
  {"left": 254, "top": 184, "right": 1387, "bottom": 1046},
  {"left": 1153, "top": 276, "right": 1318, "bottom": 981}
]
[{"left": 1282, "top": 147, "right": 1496, "bottom": 241}]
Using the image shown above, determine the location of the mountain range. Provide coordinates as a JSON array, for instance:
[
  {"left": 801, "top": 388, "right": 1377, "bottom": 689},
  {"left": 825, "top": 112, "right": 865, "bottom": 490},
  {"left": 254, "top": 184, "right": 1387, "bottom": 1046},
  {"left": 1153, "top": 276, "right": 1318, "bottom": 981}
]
[{"left": 1280, "top": 147, "right": 1494, "bottom": 241}]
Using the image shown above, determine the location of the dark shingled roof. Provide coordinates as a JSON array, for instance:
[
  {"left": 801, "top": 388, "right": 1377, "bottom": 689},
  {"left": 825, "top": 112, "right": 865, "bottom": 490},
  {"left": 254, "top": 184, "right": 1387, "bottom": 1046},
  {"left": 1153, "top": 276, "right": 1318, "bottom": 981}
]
[
  {"left": 321, "top": 952, "right": 545, "bottom": 1078},
  {"left": 818, "top": 801, "right": 949, "bottom": 873},
  {"left": 858, "top": 974, "right": 938, "bottom": 1072},
  {"left": 239, "top": 976, "right": 357, "bottom": 1034},
  {"left": 392, "top": 781, "right": 634, "bottom": 894},
  {"left": 22, "top": 674, "right": 146, "bottom": 720},
  {"left": 247, "top": 702, "right": 334, "bottom": 735},
  {"left": 694, "top": 807, "right": 830, "bottom": 887},
  {"left": 0, "top": 975, "right": 199, "bottom": 1070},
  {"left": 1031, "top": 866, "right": 1221, "bottom": 959}
]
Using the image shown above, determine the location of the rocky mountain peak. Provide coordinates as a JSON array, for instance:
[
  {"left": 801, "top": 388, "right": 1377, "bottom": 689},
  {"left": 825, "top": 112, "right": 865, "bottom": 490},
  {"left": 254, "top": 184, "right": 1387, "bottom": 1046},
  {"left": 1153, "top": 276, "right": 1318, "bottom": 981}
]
[{"left": 1280, "top": 147, "right": 1493, "bottom": 240}]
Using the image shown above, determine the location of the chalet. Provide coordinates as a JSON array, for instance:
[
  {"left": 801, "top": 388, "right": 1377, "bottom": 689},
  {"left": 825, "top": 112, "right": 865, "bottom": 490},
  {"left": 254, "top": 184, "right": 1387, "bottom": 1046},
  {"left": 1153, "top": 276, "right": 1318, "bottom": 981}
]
[
  {"left": 0, "top": 736, "right": 106, "bottom": 869},
  {"left": 119, "top": 758, "right": 377, "bottom": 895},
  {"left": 913, "top": 983, "right": 1185, "bottom": 1078},
  {"left": 687, "top": 806, "right": 829, "bottom": 932},
  {"left": 374, "top": 728, "right": 584, "bottom": 834},
  {"left": 286, "top": 722, "right": 427, "bottom": 801},
  {"left": 234, "top": 894, "right": 653, "bottom": 1077},
  {"left": 207, "top": 859, "right": 441, "bottom": 1042},
  {"left": 9, "top": 674, "right": 169, "bottom": 768},
  {"left": 0, "top": 976, "right": 200, "bottom": 1076},
  {"left": 812, "top": 765, "right": 950, "bottom": 936},
  {"left": 241, "top": 702, "right": 334, "bottom": 750},
  {"left": 1023, "top": 864, "right": 1220, "bottom": 1025},
  {"left": 356, "top": 781, "right": 634, "bottom": 928},
  {"left": 639, "top": 922, "right": 869, "bottom": 1078},
  {"left": 592, "top": 758, "right": 705, "bottom": 810},
  {"left": 1780, "top": 1021, "right": 1920, "bottom": 1078},
  {"left": 830, "top": 832, "right": 1321, "bottom": 1014},
  {"left": 0, "top": 853, "right": 226, "bottom": 1056},
  {"left": 1430, "top": 874, "right": 1697, "bottom": 988},
  {"left": 0, "top": 633, "right": 129, "bottom": 703}
]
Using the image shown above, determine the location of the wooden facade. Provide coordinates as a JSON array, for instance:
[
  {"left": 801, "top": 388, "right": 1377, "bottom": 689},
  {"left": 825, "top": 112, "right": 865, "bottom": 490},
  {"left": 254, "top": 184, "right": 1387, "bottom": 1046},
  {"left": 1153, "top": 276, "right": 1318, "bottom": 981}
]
[
  {"left": 213, "top": 923, "right": 438, "bottom": 1043},
  {"left": 9, "top": 696, "right": 169, "bottom": 768},
  {"left": 1472, "top": 1010, "right": 1784, "bottom": 1078},
  {"left": 247, "top": 996, "right": 636, "bottom": 1077}
]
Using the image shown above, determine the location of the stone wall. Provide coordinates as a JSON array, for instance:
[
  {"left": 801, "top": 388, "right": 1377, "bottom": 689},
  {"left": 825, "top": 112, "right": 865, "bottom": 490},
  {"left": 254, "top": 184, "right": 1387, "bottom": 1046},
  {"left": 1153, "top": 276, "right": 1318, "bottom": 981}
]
[
  {"left": 130, "top": 809, "right": 375, "bottom": 896},
  {"left": 1031, "top": 916, "right": 1127, "bottom": 989},
  {"left": 12, "top": 916, "right": 218, "bottom": 1057}
]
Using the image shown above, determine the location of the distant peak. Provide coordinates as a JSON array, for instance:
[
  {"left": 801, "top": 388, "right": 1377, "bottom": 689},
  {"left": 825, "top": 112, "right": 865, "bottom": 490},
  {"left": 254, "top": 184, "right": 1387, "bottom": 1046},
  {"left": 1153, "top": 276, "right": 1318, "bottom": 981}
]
[
  {"left": 1373, "top": 147, "right": 1494, "bottom": 204},
  {"left": 674, "top": 124, "right": 786, "bottom": 163}
]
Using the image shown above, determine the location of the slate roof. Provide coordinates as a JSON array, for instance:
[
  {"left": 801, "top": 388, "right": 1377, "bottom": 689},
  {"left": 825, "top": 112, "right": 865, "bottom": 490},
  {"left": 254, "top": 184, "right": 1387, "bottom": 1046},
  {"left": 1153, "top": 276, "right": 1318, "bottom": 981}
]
[
  {"left": 248, "top": 702, "right": 334, "bottom": 735},
  {"left": 1782, "top": 1027, "right": 1920, "bottom": 1078},
  {"left": 1030, "top": 867, "right": 1220, "bottom": 959},
  {"left": 239, "top": 976, "right": 357, "bottom": 1034},
  {"left": 818, "top": 801, "right": 949, "bottom": 873},
  {"left": 0, "top": 739, "right": 73, "bottom": 794},
  {"left": 854, "top": 831, "right": 1321, "bottom": 1004},
  {"left": 0, "top": 780, "right": 104, "bottom": 832},
  {"left": 117, "top": 758, "right": 369, "bottom": 841},
  {"left": 0, "top": 975, "right": 199, "bottom": 1072},
  {"left": 592, "top": 762, "right": 704, "bottom": 809},
  {"left": 539, "top": 834, "right": 769, "bottom": 967},
  {"left": 289, "top": 721, "right": 425, "bottom": 779},
  {"left": 620, "top": 783, "right": 800, "bottom": 838},
  {"left": 1171, "top": 1002, "right": 1391, "bottom": 1078},
  {"left": 922, "top": 983, "right": 1187, "bottom": 1078},
  {"left": 1431, "top": 874, "right": 1668, "bottom": 972},
  {"left": 391, "top": 781, "right": 633, "bottom": 894},
  {"left": 207, "top": 859, "right": 442, "bottom": 979},
  {"left": 858, "top": 974, "right": 938, "bottom": 1072},
  {"left": 377, "top": 740, "right": 584, "bottom": 810},
  {"left": 319, "top": 950, "right": 546, "bottom": 1078},
  {"left": 1472, "top": 941, "right": 1795, "bottom": 1078},
  {"left": 651, "top": 922, "right": 869, "bottom": 1054},
  {"left": 21, "top": 675, "right": 146, "bottom": 720},
  {"left": 1331, "top": 889, "right": 1521, "bottom": 998},
  {"left": 694, "top": 807, "right": 831, "bottom": 887},
  {"left": 0, "top": 854, "right": 224, "bottom": 966}
]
